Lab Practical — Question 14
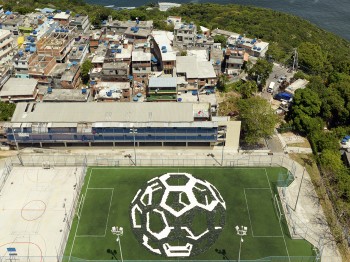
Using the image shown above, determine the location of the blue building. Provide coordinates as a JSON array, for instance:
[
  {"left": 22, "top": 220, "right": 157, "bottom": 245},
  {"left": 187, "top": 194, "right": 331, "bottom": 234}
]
[{"left": 7, "top": 102, "right": 240, "bottom": 148}]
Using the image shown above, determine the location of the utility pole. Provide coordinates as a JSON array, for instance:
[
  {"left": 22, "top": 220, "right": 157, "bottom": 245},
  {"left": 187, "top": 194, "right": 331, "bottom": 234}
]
[{"left": 292, "top": 48, "right": 298, "bottom": 72}]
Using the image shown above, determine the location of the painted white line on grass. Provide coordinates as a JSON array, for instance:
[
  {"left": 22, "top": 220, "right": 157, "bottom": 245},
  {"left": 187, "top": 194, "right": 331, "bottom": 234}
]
[
  {"left": 87, "top": 188, "right": 114, "bottom": 190},
  {"left": 243, "top": 188, "right": 254, "bottom": 237},
  {"left": 68, "top": 168, "right": 93, "bottom": 262},
  {"left": 90, "top": 167, "right": 269, "bottom": 170},
  {"left": 264, "top": 168, "right": 291, "bottom": 262},
  {"left": 104, "top": 188, "right": 114, "bottom": 236},
  {"left": 75, "top": 188, "right": 114, "bottom": 238},
  {"left": 245, "top": 188, "right": 271, "bottom": 190}
]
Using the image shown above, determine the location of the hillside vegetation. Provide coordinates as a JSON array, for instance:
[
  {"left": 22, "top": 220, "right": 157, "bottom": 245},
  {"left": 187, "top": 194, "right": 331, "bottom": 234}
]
[{"left": 2, "top": 0, "right": 350, "bottom": 252}]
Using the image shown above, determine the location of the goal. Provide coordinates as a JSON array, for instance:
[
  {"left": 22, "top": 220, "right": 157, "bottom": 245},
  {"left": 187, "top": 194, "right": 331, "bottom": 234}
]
[
  {"left": 42, "top": 161, "right": 51, "bottom": 169},
  {"left": 273, "top": 194, "right": 284, "bottom": 221}
]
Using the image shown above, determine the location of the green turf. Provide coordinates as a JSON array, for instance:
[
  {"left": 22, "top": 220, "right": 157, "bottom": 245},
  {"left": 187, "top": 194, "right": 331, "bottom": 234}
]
[{"left": 64, "top": 167, "right": 316, "bottom": 261}]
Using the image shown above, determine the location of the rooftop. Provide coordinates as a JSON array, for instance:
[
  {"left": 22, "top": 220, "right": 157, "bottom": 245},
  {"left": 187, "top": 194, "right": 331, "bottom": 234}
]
[
  {"left": 0, "top": 78, "right": 38, "bottom": 97},
  {"left": 11, "top": 102, "right": 210, "bottom": 123},
  {"left": 43, "top": 88, "right": 89, "bottom": 102},
  {"left": 176, "top": 56, "right": 216, "bottom": 79},
  {"left": 132, "top": 50, "right": 151, "bottom": 62},
  {"left": 149, "top": 77, "right": 177, "bottom": 88},
  {"left": 152, "top": 30, "right": 176, "bottom": 61},
  {"left": 53, "top": 13, "right": 70, "bottom": 20},
  {"left": 110, "top": 20, "right": 153, "bottom": 29}
]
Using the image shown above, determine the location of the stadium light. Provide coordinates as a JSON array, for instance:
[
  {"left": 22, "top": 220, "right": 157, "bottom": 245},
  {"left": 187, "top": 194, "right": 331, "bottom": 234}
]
[
  {"left": 130, "top": 127, "right": 138, "bottom": 166},
  {"left": 235, "top": 225, "right": 248, "bottom": 262},
  {"left": 111, "top": 226, "right": 124, "bottom": 262},
  {"left": 12, "top": 127, "right": 19, "bottom": 151}
]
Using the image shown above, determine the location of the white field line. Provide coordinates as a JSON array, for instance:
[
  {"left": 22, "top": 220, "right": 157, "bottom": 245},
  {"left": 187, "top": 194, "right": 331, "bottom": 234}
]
[
  {"left": 243, "top": 188, "right": 254, "bottom": 237},
  {"left": 68, "top": 168, "right": 93, "bottom": 262},
  {"left": 75, "top": 188, "right": 114, "bottom": 238},
  {"left": 264, "top": 168, "right": 291, "bottom": 262}
]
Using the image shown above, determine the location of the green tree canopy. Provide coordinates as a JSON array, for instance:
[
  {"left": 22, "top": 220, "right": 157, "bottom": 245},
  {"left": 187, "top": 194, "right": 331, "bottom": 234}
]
[
  {"left": 81, "top": 59, "right": 93, "bottom": 84},
  {"left": 247, "top": 59, "right": 273, "bottom": 87},
  {"left": 237, "top": 97, "right": 279, "bottom": 145},
  {"left": 0, "top": 102, "right": 16, "bottom": 121},
  {"left": 298, "top": 42, "right": 328, "bottom": 74}
]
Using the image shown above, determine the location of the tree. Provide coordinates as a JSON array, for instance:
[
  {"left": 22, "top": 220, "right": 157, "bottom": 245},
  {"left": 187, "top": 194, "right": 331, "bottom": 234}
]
[
  {"left": 247, "top": 59, "right": 273, "bottom": 88},
  {"left": 231, "top": 80, "right": 257, "bottom": 99},
  {"left": 289, "top": 88, "right": 323, "bottom": 133},
  {"left": 298, "top": 42, "right": 328, "bottom": 74},
  {"left": 213, "top": 35, "right": 227, "bottom": 47},
  {"left": 81, "top": 59, "right": 93, "bottom": 84},
  {"left": 237, "top": 97, "right": 279, "bottom": 145},
  {"left": 217, "top": 74, "right": 229, "bottom": 92},
  {"left": 0, "top": 102, "right": 16, "bottom": 121}
]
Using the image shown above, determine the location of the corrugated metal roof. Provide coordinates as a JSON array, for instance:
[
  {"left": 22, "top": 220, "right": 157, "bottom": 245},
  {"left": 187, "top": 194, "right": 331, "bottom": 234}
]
[
  {"left": 11, "top": 102, "right": 210, "bottom": 123},
  {"left": 148, "top": 77, "right": 177, "bottom": 88}
]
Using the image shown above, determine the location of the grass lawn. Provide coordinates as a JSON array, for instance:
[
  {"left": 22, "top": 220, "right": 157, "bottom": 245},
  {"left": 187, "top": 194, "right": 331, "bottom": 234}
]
[{"left": 64, "top": 167, "right": 316, "bottom": 261}]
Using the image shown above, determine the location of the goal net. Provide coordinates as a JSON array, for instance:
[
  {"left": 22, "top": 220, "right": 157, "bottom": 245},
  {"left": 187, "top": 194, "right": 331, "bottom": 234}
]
[{"left": 273, "top": 194, "right": 284, "bottom": 221}]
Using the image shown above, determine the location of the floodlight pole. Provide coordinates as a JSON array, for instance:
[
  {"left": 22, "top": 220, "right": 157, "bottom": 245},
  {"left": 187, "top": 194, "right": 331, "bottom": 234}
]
[
  {"left": 294, "top": 167, "right": 306, "bottom": 211},
  {"left": 12, "top": 127, "right": 19, "bottom": 151},
  {"left": 111, "top": 226, "right": 124, "bottom": 262},
  {"left": 235, "top": 225, "right": 248, "bottom": 262},
  {"left": 130, "top": 127, "right": 137, "bottom": 166}
]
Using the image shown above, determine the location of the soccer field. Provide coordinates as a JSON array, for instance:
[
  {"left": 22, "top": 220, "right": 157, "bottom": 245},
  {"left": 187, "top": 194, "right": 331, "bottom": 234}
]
[{"left": 64, "top": 167, "right": 316, "bottom": 261}]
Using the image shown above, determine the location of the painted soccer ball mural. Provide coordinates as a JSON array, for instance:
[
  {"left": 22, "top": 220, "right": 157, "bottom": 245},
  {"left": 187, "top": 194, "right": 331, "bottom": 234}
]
[{"left": 130, "top": 173, "right": 226, "bottom": 257}]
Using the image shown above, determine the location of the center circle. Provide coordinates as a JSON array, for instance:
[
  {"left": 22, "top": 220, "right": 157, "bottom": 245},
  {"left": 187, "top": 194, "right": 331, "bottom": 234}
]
[
  {"left": 130, "top": 173, "right": 226, "bottom": 258},
  {"left": 21, "top": 200, "right": 46, "bottom": 221}
]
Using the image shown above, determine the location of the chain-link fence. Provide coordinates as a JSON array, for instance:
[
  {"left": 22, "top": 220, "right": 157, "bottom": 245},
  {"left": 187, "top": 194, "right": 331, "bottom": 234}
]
[{"left": 1, "top": 153, "right": 329, "bottom": 262}]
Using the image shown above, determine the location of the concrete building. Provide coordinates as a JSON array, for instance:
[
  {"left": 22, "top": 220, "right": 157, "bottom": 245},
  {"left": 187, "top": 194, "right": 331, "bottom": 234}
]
[
  {"left": 0, "top": 78, "right": 38, "bottom": 102},
  {"left": 0, "top": 29, "right": 14, "bottom": 63},
  {"left": 69, "top": 14, "right": 90, "bottom": 32},
  {"left": 53, "top": 12, "right": 71, "bottom": 26},
  {"left": 101, "top": 62, "right": 130, "bottom": 82},
  {"left": 68, "top": 38, "right": 89, "bottom": 64},
  {"left": 0, "top": 65, "right": 11, "bottom": 88},
  {"left": 159, "top": 2, "right": 181, "bottom": 12},
  {"left": 40, "top": 88, "right": 90, "bottom": 102},
  {"left": 13, "top": 51, "right": 33, "bottom": 78},
  {"left": 151, "top": 30, "right": 176, "bottom": 75},
  {"left": 147, "top": 77, "right": 177, "bottom": 102},
  {"left": 0, "top": 13, "right": 23, "bottom": 35},
  {"left": 94, "top": 82, "right": 131, "bottom": 102},
  {"left": 36, "top": 31, "right": 74, "bottom": 62},
  {"left": 176, "top": 56, "right": 217, "bottom": 91},
  {"left": 28, "top": 54, "right": 56, "bottom": 85},
  {"left": 89, "top": 30, "right": 102, "bottom": 53},
  {"left": 174, "top": 22, "right": 197, "bottom": 48},
  {"left": 7, "top": 102, "right": 241, "bottom": 149},
  {"left": 60, "top": 63, "right": 81, "bottom": 89},
  {"left": 132, "top": 50, "right": 151, "bottom": 86},
  {"left": 108, "top": 20, "right": 153, "bottom": 34},
  {"left": 227, "top": 33, "right": 269, "bottom": 57},
  {"left": 225, "top": 49, "right": 248, "bottom": 75}
]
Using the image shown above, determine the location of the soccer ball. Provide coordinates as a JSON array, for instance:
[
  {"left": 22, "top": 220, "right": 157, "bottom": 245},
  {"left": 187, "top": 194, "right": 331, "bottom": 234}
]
[{"left": 130, "top": 173, "right": 226, "bottom": 257}]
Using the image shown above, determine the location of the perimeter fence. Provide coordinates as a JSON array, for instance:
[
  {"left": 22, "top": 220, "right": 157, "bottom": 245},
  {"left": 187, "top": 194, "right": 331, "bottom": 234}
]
[{"left": 1, "top": 153, "right": 327, "bottom": 262}]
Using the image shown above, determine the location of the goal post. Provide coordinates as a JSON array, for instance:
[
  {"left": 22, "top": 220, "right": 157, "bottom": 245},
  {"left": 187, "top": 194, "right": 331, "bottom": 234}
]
[
  {"left": 76, "top": 194, "right": 85, "bottom": 220},
  {"left": 273, "top": 194, "right": 283, "bottom": 221}
]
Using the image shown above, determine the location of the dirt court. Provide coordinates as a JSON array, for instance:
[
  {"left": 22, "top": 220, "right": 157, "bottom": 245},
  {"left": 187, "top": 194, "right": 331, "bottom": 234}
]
[{"left": 0, "top": 166, "right": 83, "bottom": 261}]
